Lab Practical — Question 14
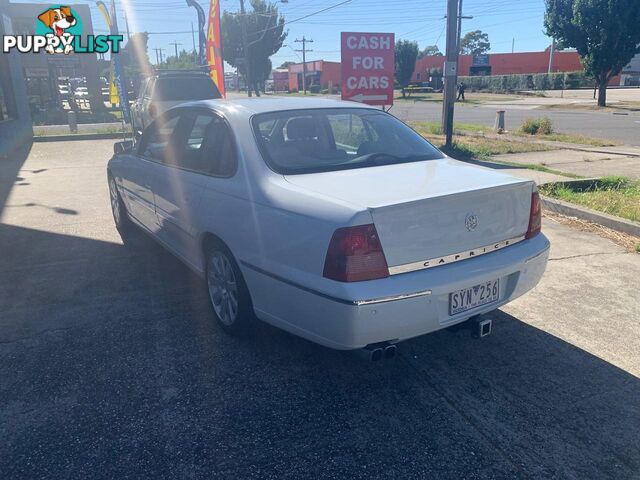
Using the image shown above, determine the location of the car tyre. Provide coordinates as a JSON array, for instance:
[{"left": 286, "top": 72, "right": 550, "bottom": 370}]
[
  {"left": 205, "top": 242, "right": 255, "bottom": 336},
  {"left": 108, "top": 173, "right": 132, "bottom": 241}
]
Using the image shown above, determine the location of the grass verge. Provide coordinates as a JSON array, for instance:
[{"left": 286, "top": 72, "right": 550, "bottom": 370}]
[
  {"left": 540, "top": 176, "right": 640, "bottom": 223},
  {"left": 409, "top": 121, "right": 553, "bottom": 161},
  {"left": 514, "top": 131, "right": 619, "bottom": 147}
]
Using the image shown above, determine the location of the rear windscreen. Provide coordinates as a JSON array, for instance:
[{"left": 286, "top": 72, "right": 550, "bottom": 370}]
[{"left": 153, "top": 77, "right": 221, "bottom": 101}]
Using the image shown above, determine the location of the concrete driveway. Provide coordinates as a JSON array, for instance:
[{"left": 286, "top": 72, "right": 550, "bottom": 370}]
[{"left": 1, "top": 140, "right": 639, "bottom": 479}]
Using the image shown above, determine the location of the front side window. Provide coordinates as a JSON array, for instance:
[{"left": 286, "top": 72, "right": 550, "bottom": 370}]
[
  {"left": 140, "top": 115, "right": 180, "bottom": 162},
  {"left": 252, "top": 108, "right": 444, "bottom": 174}
]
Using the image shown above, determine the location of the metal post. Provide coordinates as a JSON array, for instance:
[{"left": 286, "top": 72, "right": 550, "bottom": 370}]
[
  {"left": 124, "top": 11, "right": 131, "bottom": 42},
  {"left": 191, "top": 22, "right": 196, "bottom": 54},
  {"left": 548, "top": 38, "right": 555, "bottom": 73},
  {"left": 442, "top": 0, "right": 459, "bottom": 147},
  {"left": 68, "top": 110, "right": 78, "bottom": 133},
  {"left": 494, "top": 110, "right": 505, "bottom": 133}
]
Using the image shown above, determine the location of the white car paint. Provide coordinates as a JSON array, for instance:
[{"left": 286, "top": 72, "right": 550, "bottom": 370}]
[{"left": 108, "top": 97, "right": 550, "bottom": 350}]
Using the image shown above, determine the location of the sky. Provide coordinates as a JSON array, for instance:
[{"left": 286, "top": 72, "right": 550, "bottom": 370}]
[{"left": 16, "top": 0, "right": 553, "bottom": 67}]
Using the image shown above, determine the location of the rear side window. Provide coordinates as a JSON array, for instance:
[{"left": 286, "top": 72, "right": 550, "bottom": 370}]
[
  {"left": 178, "top": 113, "right": 236, "bottom": 177},
  {"left": 252, "top": 108, "right": 444, "bottom": 174},
  {"left": 152, "top": 77, "right": 221, "bottom": 102}
]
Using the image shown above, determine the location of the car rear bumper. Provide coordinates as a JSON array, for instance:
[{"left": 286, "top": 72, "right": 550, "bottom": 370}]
[{"left": 242, "top": 233, "right": 550, "bottom": 350}]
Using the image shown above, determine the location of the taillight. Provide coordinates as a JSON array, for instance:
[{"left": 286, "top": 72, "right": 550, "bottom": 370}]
[
  {"left": 526, "top": 191, "right": 542, "bottom": 239},
  {"left": 323, "top": 224, "right": 389, "bottom": 282},
  {"left": 148, "top": 103, "right": 157, "bottom": 118}
]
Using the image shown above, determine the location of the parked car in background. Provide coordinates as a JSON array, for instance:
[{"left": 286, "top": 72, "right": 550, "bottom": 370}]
[
  {"left": 108, "top": 98, "right": 549, "bottom": 356},
  {"left": 58, "top": 85, "right": 70, "bottom": 101},
  {"left": 130, "top": 70, "right": 222, "bottom": 135},
  {"left": 74, "top": 87, "right": 89, "bottom": 98}
]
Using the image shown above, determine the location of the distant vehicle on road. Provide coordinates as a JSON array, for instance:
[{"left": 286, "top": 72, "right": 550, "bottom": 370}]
[
  {"left": 404, "top": 82, "right": 437, "bottom": 95},
  {"left": 130, "top": 71, "right": 222, "bottom": 135},
  {"left": 108, "top": 98, "right": 549, "bottom": 355}
]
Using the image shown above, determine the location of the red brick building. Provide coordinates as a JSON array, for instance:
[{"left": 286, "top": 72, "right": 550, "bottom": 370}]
[
  {"left": 288, "top": 60, "right": 342, "bottom": 92},
  {"left": 412, "top": 51, "right": 584, "bottom": 82}
]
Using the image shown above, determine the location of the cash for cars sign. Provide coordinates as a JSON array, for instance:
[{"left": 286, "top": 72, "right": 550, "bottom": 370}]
[{"left": 341, "top": 32, "right": 395, "bottom": 106}]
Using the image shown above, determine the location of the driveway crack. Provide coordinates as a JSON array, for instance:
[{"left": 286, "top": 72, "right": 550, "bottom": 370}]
[{"left": 549, "top": 252, "right": 628, "bottom": 261}]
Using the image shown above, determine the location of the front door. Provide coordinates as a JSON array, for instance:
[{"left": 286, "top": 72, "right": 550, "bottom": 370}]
[{"left": 127, "top": 112, "right": 181, "bottom": 233}]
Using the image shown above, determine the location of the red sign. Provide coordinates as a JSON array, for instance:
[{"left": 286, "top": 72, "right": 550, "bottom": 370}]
[{"left": 341, "top": 32, "right": 395, "bottom": 106}]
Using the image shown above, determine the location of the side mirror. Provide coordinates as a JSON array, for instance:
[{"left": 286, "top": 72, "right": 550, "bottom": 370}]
[{"left": 114, "top": 140, "right": 134, "bottom": 155}]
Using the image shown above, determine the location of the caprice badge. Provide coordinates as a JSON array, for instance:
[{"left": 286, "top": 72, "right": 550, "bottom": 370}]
[{"left": 465, "top": 213, "right": 479, "bottom": 231}]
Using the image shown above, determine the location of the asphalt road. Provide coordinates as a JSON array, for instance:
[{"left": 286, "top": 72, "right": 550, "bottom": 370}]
[
  {"left": 1, "top": 140, "right": 639, "bottom": 479},
  {"left": 391, "top": 100, "right": 640, "bottom": 146}
]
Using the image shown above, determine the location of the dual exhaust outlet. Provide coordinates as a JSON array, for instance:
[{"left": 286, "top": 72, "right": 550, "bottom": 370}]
[
  {"left": 360, "top": 315, "right": 493, "bottom": 362},
  {"left": 360, "top": 343, "right": 397, "bottom": 362}
]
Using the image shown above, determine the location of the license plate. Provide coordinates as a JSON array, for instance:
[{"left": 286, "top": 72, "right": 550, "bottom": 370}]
[{"left": 449, "top": 279, "right": 500, "bottom": 316}]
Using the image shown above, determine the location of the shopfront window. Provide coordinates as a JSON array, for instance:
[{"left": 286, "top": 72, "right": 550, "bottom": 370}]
[{"left": 0, "top": 15, "right": 18, "bottom": 122}]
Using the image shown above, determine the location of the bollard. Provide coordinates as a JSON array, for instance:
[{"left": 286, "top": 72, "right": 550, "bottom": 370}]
[
  {"left": 68, "top": 110, "right": 78, "bottom": 134},
  {"left": 494, "top": 110, "right": 505, "bottom": 133}
]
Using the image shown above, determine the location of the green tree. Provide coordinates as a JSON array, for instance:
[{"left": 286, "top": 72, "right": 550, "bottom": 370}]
[
  {"left": 459, "top": 30, "right": 490, "bottom": 55},
  {"left": 395, "top": 40, "right": 419, "bottom": 97},
  {"left": 418, "top": 45, "right": 442, "bottom": 58},
  {"left": 545, "top": 0, "right": 640, "bottom": 106},
  {"left": 221, "top": 0, "right": 287, "bottom": 96},
  {"left": 278, "top": 61, "right": 295, "bottom": 69},
  {"left": 164, "top": 50, "right": 200, "bottom": 70}
]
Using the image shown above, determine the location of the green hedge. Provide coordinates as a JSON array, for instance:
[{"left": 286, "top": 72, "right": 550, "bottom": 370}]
[{"left": 458, "top": 71, "right": 594, "bottom": 93}]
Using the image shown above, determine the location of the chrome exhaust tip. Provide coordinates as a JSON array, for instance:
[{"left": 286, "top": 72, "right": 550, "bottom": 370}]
[
  {"left": 370, "top": 347, "right": 384, "bottom": 362},
  {"left": 471, "top": 316, "right": 492, "bottom": 338},
  {"left": 357, "top": 343, "right": 396, "bottom": 362}
]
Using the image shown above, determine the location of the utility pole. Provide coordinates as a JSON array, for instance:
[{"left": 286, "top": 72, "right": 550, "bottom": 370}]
[
  {"left": 442, "top": 0, "right": 460, "bottom": 147},
  {"left": 239, "top": 0, "right": 252, "bottom": 96},
  {"left": 512, "top": 38, "right": 515, "bottom": 54},
  {"left": 548, "top": 38, "right": 556, "bottom": 73},
  {"left": 295, "top": 36, "right": 313, "bottom": 94},
  {"left": 170, "top": 41, "right": 183, "bottom": 60},
  {"left": 154, "top": 48, "right": 165, "bottom": 65}
]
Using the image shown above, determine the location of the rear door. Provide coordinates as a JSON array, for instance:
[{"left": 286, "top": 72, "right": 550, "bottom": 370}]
[{"left": 151, "top": 109, "right": 236, "bottom": 266}]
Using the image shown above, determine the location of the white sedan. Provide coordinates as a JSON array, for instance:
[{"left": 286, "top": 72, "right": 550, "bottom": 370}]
[{"left": 107, "top": 98, "right": 549, "bottom": 354}]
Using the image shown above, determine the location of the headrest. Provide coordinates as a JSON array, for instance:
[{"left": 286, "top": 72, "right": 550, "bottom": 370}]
[{"left": 287, "top": 117, "right": 317, "bottom": 141}]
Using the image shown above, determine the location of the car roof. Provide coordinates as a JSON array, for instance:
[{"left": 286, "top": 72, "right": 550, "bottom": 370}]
[{"left": 180, "top": 97, "right": 379, "bottom": 117}]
